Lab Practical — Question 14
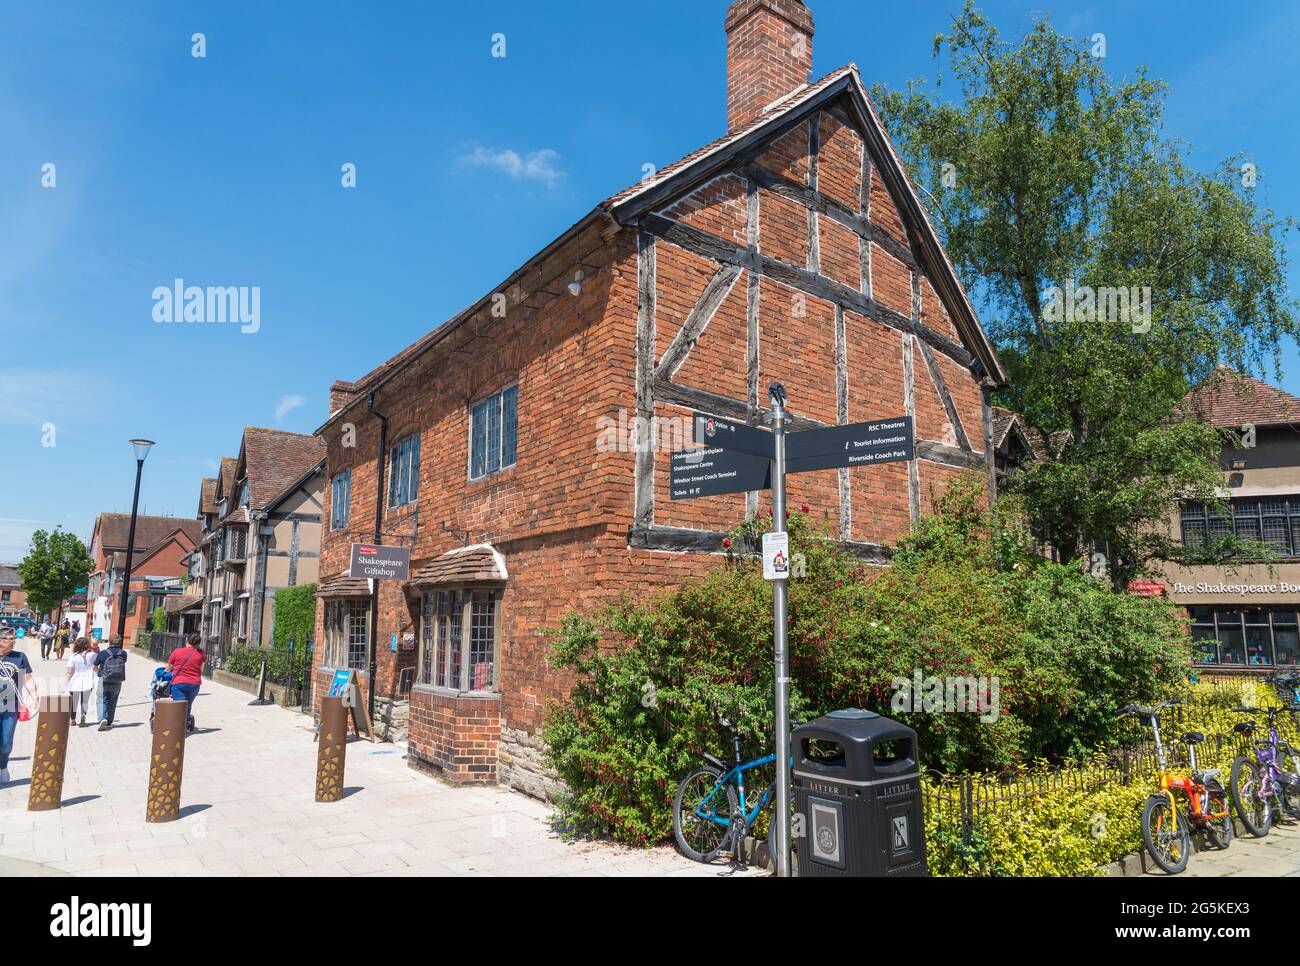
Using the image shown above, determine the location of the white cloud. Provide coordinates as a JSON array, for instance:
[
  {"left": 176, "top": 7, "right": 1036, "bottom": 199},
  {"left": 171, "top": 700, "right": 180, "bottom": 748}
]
[
  {"left": 457, "top": 146, "right": 564, "bottom": 188},
  {"left": 275, "top": 394, "right": 306, "bottom": 421}
]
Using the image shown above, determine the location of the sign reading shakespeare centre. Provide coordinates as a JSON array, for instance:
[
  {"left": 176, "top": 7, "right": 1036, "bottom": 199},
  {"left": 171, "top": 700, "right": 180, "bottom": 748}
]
[
  {"left": 671, "top": 413, "right": 915, "bottom": 499},
  {"left": 347, "top": 542, "right": 411, "bottom": 581}
]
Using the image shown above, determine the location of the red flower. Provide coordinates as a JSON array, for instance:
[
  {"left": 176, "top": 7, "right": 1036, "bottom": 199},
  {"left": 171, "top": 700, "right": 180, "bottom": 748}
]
[
  {"left": 800, "top": 504, "right": 810, "bottom": 513},
  {"left": 722, "top": 538, "right": 732, "bottom": 549}
]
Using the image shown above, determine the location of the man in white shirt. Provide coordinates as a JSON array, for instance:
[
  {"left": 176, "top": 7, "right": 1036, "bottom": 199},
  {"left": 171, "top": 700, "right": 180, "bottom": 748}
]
[{"left": 38, "top": 620, "right": 54, "bottom": 660}]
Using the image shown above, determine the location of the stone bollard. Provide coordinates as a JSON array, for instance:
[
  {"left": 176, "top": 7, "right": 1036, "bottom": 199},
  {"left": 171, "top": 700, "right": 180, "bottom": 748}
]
[
  {"left": 28, "top": 695, "right": 73, "bottom": 811},
  {"left": 315, "top": 696, "right": 348, "bottom": 802},
  {"left": 146, "top": 699, "right": 188, "bottom": 822}
]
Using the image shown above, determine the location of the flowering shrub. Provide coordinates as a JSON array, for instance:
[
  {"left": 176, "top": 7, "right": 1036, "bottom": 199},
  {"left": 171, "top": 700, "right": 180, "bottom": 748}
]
[{"left": 544, "top": 475, "right": 1195, "bottom": 849}]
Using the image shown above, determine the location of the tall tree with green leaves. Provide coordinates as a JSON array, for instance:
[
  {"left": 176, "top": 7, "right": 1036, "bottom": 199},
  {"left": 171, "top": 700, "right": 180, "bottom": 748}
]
[
  {"left": 17, "top": 528, "right": 93, "bottom": 620},
  {"left": 874, "top": 3, "right": 1298, "bottom": 583}
]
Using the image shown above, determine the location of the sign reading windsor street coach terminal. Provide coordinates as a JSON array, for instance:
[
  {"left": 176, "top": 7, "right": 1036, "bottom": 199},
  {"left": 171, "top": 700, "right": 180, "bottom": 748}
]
[
  {"left": 348, "top": 542, "right": 411, "bottom": 580},
  {"left": 671, "top": 413, "right": 915, "bottom": 499}
]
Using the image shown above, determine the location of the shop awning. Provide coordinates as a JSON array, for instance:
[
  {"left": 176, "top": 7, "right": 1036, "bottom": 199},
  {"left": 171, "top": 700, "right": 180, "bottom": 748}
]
[
  {"left": 163, "top": 595, "right": 203, "bottom": 615},
  {"left": 317, "top": 570, "right": 373, "bottom": 598},
  {"left": 407, "top": 544, "right": 508, "bottom": 587}
]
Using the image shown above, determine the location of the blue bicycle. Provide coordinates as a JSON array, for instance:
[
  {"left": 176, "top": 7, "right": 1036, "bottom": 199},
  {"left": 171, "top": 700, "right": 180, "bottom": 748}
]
[{"left": 671, "top": 717, "right": 791, "bottom": 865}]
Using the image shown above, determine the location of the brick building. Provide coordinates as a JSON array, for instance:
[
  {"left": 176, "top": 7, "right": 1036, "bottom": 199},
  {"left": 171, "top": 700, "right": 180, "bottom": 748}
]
[
  {"left": 180, "top": 429, "right": 325, "bottom": 659},
  {"left": 0, "top": 563, "right": 28, "bottom": 617},
  {"left": 85, "top": 513, "right": 201, "bottom": 642},
  {"left": 311, "top": 0, "right": 1004, "bottom": 797}
]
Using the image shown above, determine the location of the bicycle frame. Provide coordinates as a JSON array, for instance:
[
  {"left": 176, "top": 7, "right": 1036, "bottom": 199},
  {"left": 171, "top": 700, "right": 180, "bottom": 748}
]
[
  {"left": 1145, "top": 710, "right": 1225, "bottom": 828},
  {"left": 695, "top": 751, "right": 778, "bottom": 830}
]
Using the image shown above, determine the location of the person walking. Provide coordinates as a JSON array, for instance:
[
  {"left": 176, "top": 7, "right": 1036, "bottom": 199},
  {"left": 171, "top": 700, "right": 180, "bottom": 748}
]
[
  {"left": 0, "top": 629, "right": 39, "bottom": 785},
  {"left": 65, "top": 638, "right": 96, "bottom": 727},
  {"left": 54, "top": 620, "right": 70, "bottom": 660},
  {"left": 166, "top": 633, "right": 205, "bottom": 732},
  {"left": 38, "top": 620, "right": 54, "bottom": 660},
  {"left": 93, "top": 633, "right": 129, "bottom": 730}
]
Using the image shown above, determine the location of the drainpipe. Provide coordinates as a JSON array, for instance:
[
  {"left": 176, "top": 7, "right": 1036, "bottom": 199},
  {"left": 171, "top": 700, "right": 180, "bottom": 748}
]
[{"left": 367, "top": 391, "right": 389, "bottom": 731}]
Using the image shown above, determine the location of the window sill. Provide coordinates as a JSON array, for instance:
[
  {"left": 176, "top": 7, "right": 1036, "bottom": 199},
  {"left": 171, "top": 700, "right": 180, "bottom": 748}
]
[{"left": 413, "top": 683, "right": 500, "bottom": 701}]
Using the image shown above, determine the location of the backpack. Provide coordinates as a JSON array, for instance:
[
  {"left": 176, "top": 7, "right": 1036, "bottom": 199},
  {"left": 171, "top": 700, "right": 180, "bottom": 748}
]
[{"left": 100, "top": 648, "right": 128, "bottom": 683}]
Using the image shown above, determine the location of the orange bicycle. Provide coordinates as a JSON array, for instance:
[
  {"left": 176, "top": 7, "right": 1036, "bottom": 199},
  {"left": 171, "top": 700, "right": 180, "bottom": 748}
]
[{"left": 1117, "top": 700, "right": 1232, "bottom": 874}]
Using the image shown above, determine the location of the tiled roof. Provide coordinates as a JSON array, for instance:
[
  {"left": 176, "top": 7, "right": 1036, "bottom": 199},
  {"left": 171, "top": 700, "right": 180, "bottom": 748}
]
[
  {"left": 163, "top": 595, "right": 203, "bottom": 614},
  {"left": 990, "top": 407, "right": 1018, "bottom": 449},
  {"left": 217, "top": 458, "right": 238, "bottom": 503},
  {"left": 317, "top": 570, "right": 372, "bottom": 598},
  {"left": 95, "top": 514, "right": 201, "bottom": 554},
  {"left": 1181, "top": 367, "right": 1300, "bottom": 429},
  {"left": 198, "top": 477, "right": 218, "bottom": 516},
  {"left": 241, "top": 427, "right": 325, "bottom": 509},
  {"left": 408, "top": 545, "right": 509, "bottom": 586},
  {"left": 601, "top": 65, "right": 857, "bottom": 210}
]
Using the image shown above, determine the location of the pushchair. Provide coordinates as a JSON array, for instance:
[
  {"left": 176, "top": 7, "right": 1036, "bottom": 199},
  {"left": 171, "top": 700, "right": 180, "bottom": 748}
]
[{"left": 148, "top": 667, "right": 172, "bottom": 734}]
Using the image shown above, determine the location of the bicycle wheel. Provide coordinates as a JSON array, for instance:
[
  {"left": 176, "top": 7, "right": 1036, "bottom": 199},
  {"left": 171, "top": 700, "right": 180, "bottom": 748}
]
[
  {"left": 1230, "top": 757, "right": 1272, "bottom": 837},
  {"left": 1141, "top": 794, "right": 1190, "bottom": 874},
  {"left": 672, "top": 766, "right": 737, "bottom": 863},
  {"left": 1203, "top": 780, "right": 1232, "bottom": 849}
]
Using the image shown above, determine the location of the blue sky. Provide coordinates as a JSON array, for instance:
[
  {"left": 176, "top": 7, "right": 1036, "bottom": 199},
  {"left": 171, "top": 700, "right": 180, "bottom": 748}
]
[{"left": 1, "top": 0, "right": 1298, "bottom": 561}]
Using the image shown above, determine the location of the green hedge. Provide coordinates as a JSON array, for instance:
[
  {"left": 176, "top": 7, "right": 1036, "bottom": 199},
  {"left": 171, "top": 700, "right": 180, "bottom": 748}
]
[{"left": 272, "top": 583, "right": 316, "bottom": 652}]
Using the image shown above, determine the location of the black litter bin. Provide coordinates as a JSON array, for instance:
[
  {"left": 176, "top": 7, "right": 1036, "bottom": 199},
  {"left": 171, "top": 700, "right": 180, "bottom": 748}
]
[{"left": 791, "top": 709, "right": 926, "bottom": 877}]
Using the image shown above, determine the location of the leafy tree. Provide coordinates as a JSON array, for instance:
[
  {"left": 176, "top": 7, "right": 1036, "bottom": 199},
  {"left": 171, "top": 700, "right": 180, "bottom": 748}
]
[
  {"left": 874, "top": 3, "right": 1298, "bottom": 583},
  {"left": 17, "top": 528, "right": 94, "bottom": 619}
]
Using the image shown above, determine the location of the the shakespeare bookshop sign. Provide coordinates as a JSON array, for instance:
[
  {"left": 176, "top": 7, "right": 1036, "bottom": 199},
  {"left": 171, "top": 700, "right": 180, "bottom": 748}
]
[{"left": 1172, "top": 581, "right": 1300, "bottom": 595}]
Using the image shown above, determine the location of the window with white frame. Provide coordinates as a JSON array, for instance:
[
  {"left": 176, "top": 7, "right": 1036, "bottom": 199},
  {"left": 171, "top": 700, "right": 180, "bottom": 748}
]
[
  {"left": 418, "top": 588, "right": 499, "bottom": 692},
  {"left": 388, "top": 435, "right": 420, "bottom": 508},
  {"left": 331, "top": 470, "right": 351, "bottom": 530},
  {"left": 325, "top": 599, "right": 369, "bottom": 670},
  {"left": 470, "top": 386, "right": 517, "bottom": 480}
]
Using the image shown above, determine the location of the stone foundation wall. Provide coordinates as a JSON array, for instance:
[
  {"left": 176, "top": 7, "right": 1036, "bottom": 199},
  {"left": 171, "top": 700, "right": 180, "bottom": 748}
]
[{"left": 498, "top": 725, "right": 562, "bottom": 802}]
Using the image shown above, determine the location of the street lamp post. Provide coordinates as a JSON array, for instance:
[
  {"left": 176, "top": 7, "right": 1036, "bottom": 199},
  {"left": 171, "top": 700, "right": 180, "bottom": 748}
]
[{"left": 116, "top": 439, "right": 155, "bottom": 641}]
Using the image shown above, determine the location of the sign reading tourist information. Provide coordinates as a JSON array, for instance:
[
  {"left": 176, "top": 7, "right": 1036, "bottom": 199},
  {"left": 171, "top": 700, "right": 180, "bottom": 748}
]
[
  {"left": 671, "top": 412, "right": 914, "bottom": 499},
  {"left": 348, "top": 542, "right": 410, "bottom": 580},
  {"left": 784, "top": 416, "right": 915, "bottom": 473}
]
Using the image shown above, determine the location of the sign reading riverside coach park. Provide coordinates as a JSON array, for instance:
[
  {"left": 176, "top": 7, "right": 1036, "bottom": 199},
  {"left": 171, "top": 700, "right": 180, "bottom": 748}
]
[
  {"left": 348, "top": 542, "right": 410, "bottom": 580},
  {"left": 672, "top": 413, "right": 914, "bottom": 499}
]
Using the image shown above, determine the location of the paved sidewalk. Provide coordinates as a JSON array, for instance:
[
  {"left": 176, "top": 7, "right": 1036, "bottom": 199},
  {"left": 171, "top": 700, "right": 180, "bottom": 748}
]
[
  {"left": 0, "top": 648, "right": 757, "bottom": 877},
  {"left": 1153, "top": 820, "right": 1300, "bottom": 877}
]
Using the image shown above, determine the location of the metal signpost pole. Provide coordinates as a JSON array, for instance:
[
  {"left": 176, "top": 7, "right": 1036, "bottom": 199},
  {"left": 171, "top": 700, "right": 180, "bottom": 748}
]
[{"left": 767, "top": 382, "right": 791, "bottom": 878}]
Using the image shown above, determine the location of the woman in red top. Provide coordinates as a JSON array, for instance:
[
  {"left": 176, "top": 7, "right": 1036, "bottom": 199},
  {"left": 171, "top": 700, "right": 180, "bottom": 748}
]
[{"left": 166, "top": 633, "right": 205, "bottom": 732}]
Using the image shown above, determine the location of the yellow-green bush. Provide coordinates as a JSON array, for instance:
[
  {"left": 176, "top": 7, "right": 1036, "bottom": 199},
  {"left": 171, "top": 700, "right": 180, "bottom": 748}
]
[{"left": 924, "top": 692, "right": 1298, "bottom": 876}]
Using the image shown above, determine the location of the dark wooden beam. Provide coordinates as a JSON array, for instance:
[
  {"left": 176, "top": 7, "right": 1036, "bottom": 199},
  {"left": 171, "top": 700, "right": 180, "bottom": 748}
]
[
  {"left": 656, "top": 264, "right": 743, "bottom": 379},
  {"left": 916, "top": 440, "right": 985, "bottom": 470},
  {"left": 628, "top": 523, "right": 892, "bottom": 564},
  {"left": 635, "top": 231, "right": 657, "bottom": 528},
  {"left": 915, "top": 336, "right": 973, "bottom": 452},
  {"left": 653, "top": 379, "right": 826, "bottom": 433},
  {"left": 640, "top": 212, "right": 976, "bottom": 372},
  {"left": 744, "top": 163, "right": 918, "bottom": 272}
]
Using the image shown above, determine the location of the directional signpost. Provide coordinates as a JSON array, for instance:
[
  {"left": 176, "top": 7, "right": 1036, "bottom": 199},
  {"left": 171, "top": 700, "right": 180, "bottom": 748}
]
[{"left": 667, "top": 391, "right": 916, "bottom": 878}]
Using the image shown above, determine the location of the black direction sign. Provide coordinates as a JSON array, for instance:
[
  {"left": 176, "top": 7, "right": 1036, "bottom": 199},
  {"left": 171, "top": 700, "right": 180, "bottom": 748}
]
[
  {"left": 693, "top": 414, "right": 774, "bottom": 460},
  {"left": 670, "top": 447, "right": 771, "bottom": 500},
  {"left": 785, "top": 416, "right": 914, "bottom": 474}
]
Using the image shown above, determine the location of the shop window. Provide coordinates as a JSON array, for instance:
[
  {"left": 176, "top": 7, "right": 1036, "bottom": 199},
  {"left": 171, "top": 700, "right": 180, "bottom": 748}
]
[
  {"left": 325, "top": 599, "right": 369, "bottom": 670},
  {"left": 1182, "top": 496, "right": 1300, "bottom": 557},
  {"left": 470, "top": 385, "right": 518, "bottom": 480},
  {"left": 419, "top": 588, "right": 499, "bottom": 692}
]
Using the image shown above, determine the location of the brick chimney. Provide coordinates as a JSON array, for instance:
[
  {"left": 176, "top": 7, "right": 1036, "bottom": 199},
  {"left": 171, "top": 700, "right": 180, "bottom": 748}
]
[{"left": 725, "top": 0, "right": 814, "bottom": 132}]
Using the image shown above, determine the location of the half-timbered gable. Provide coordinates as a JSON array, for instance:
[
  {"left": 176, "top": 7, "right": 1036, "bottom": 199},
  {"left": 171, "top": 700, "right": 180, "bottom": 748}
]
[{"left": 608, "top": 53, "right": 1003, "bottom": 559}]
